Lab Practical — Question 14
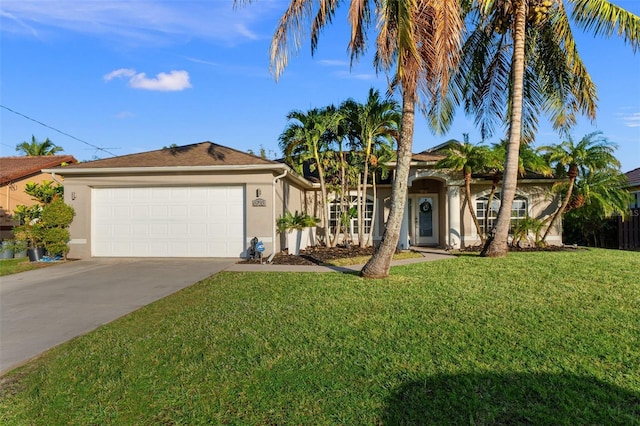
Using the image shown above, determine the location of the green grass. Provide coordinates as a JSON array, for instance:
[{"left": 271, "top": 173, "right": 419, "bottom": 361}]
[
  {"left": 0, "top": 258, "right": 57, "bottom": 277},
  {"left": 1, "top": 249, "right": 638, "bottom": 424}
]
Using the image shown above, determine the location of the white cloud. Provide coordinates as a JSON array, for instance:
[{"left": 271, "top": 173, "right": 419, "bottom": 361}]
[
  {"left": 115, "top": 111, "right": 135, "bottom": 119},
  {"left": 104, "top": 68, "right": 136, "bottom": 81},
  {"left": 318, "top": 59, "right": 350, "bottom": 67},
  {"left": 622, "top": 112, "right": 640, "bottom": 128},
  {"left": 104, "top": 68, "right": 192, "bottom": 91},
  {"left": 130, "top": 71, "right": 192, "bottom": 91},
  {"left": 334, "top": 70, "right": 376, "bottom": 80}
]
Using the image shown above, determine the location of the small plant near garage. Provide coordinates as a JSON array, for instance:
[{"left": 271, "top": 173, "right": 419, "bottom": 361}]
[{"left": 12, "top": 182, "right": 74, "bottom": 261}]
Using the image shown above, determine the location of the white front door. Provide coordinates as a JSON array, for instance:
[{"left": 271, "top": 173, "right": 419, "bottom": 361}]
[{"left": 413, "top": 195, "right": 438, "bottom": 246}]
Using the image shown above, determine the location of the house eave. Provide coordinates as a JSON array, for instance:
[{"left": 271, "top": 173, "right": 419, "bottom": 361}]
[{"left": 43, "top": 164, "right": 318, "bottom": 189}]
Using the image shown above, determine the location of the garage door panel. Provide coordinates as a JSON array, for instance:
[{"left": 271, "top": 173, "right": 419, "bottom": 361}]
[{"left": 92, "top": 186, "right": 244, "bottom": 257}]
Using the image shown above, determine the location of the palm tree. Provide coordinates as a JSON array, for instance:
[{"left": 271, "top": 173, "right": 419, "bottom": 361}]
[
  {"left": 434, "top": 0, "right": 639, "bottom": 257},
  {"left": 539, "top": 131, "right": 620, "bottom": 242},
  {"left": 366, "top": 140, "right": 396, "bottom": 247},
  {"left": 481, "top": 140, "right": 551, "bottom": 239},
  {"left": 340, "top": 88, "right": 400, "bottom": 247},
  {"left": 563, "top": 168, "right": 631, "bottom": 246},
  {"left": 16, "top": 135, "right": 63, "bottom": 156},
  {"left": 237, "top": 0, "right": 464, "bottom": 278},
  {"left": 435, "top": 140, "right": 497, "bottom": 244},
  {"left": 279, "top": 107, "right": 342, "bottom": 244}
]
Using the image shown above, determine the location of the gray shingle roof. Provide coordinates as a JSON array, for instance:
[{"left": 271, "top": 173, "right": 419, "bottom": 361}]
[{"left": 61, "top": 142, "right": 277, "bottom": 169}]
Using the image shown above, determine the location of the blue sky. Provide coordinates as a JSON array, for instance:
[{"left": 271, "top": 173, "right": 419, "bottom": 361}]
[{"left": 1, "top": 0, "right": 639, "bottom": 172}]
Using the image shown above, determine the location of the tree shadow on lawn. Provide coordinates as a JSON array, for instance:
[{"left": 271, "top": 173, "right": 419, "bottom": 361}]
[{"left": 382, "top": 372, "right": 639, "bottom": 425}]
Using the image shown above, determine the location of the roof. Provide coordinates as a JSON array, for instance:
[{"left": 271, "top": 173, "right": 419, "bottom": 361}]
[
  {"left": 625, "top": 167, "right": 640, "bottom": 187},
  {"left": 59, "top": 142, "right": 277, "bottom": 169},
  {"left": 0, "top": 155, "right": 78, "bottom": 185},
  {"left": 411, "top": 151, "right": 446, "bottom": 163}
]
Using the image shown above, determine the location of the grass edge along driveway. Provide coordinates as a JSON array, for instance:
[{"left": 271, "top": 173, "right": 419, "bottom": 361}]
[{"left": 1, "top": 249, "right": 639, "bottom": 424}]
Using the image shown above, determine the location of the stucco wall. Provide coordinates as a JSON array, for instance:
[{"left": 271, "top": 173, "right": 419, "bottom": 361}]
[
  {"left": 0, "top": 173, "right": 64, "bottom": 240},
  {"left": 459, "top": 182, "right": 562, "bottom": 247},
  {"left": 61, "top": 170, "right": 309, "bottom": 259}
]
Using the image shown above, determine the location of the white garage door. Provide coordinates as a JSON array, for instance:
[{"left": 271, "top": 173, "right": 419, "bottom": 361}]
[{"left": 92, "top": 186, "right": 244, "bottom": 257}]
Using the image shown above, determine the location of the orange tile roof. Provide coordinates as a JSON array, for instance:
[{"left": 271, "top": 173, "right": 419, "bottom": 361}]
[{"left": 0, "top": 155, "right": 78, "bottom": 185}]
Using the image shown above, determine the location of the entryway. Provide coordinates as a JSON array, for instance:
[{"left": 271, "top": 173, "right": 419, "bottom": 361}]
[{"left": 410, "top": 194, "right": 439, "bottom": 246}]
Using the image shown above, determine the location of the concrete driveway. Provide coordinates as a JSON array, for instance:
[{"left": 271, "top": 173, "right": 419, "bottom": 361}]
[{"left": 0, "top": 258, "right": 235, "bottom": 375}]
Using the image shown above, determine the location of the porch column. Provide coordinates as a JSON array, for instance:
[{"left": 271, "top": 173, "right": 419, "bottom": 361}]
[
  {"left": 447, "top": 185, "right": 461, "bottom": 249},
  {"left": 398, "top": 199, "right": 410, "bottom": 250}
]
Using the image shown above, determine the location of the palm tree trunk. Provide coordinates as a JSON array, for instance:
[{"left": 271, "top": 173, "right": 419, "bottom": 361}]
[
  {"left": 357, "top": 171, "right": 364, "bottom": 246},
  {"left": 481, "top": 2, "right": 527, "bottom": 257},
  {"left": 541, "top": 176, "right": 576, "bottom": 242},
  {"left": 484, "top": 175, "right": 500, "bottom": 239},
  {"left": 465, "top": 171, "right": 485, "bottom": 245},
  {"left": 314, "top": 148, "right": 331, "bottom": 246},
  {"left": 366, "top": 173, "right": 377, "bottom": 247},
  {"left": 361, "top": 90, "right": 415, "bottom": 278},
  {"left": 360, "top": 158, "right": 370, "bottom": 247}
]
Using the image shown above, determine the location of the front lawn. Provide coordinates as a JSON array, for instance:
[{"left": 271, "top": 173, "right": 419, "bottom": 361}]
[
  {"left": 0, "top": 258, "right": 59, "bottom": 277},
  {"left": 1, "top": 249, "right": 638, "bottom": 424}
]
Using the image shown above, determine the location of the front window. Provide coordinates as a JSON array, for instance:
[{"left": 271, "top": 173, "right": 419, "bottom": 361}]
[
  {"left": 476, "top": 193, "right": 528, "bottom": 235},
  {"left": 329, "top": 195, "right": 374, "bottom": 236}
]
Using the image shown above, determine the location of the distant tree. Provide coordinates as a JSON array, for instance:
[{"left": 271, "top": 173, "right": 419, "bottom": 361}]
[
  {"left": 340, "top": 88, "right": 400, "bottom": 247},
  {"left": 435, "top": 139, "right": 499, "bottom": 244},
  {"left": 540, "top": 132, "right": 620, "bottom": 242},
  {"left": 279, "top": 107, "right": 342, "bottom": 244},
  {"left": 16, "top": 135, "right": 63, "bottom": 156},
  {"left": 563, "top": 168, "right": 631, "bottom": 247}
]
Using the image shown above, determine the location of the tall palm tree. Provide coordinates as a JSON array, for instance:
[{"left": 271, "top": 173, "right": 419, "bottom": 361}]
[
  {"left": 539, "top": 131, "right": 620, "bottom": 242},
  {"left": 366, "top": 140, "right": 396, "bottom": 247},
  {"left": 237, "top": 0, "right": 464, "bottom": 278},
  {"left": 434, "top": 0, "right": 639, "bottom": 257},
  {"left": 435, "top": 141, "right": 497, "bottom": 244},
  {"left": 279, "top": 107, "right": 341, "bottom": 244},
  {"left": 16, "top": 135, "right": 63, "bottom": 156},
  {"left": 340, "top": 88, "right": 400, "bottom": 247}
]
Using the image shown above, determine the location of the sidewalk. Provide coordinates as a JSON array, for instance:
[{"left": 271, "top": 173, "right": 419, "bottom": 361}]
[{"left": 225, "top": 249, "right": 452, "bottom": 273}]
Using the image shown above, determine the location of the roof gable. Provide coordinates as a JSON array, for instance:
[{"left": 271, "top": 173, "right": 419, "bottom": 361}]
[
  {"left": 625, "top": 167, "right": 640, "bottom": 187},
  {"left": 61, "top": 142, "right": 278, "bottom": 169},
  {"left": 0, "top": 155, "right": 78, "bottom": 185}
]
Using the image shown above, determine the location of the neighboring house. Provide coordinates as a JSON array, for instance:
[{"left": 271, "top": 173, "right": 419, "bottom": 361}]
[
  {"left": 46, "top": 141, "right": 563, "bottom": 259},
  {"left": 0, "top": 155, "right": 78, "bottom": 239},
  {"left": 625, "top": 167, "right": 640, "bottom": 208},
  {"left": 619, "top": 167, "right": 640, "bottom": 250}
]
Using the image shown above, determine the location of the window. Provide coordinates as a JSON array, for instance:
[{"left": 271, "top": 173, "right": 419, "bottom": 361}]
[
  {"left": 329, "top": 195, "right": 374, "bottom": 236},
  {"left": 476, "top": 193, "right": 528, "bottom": 235}
]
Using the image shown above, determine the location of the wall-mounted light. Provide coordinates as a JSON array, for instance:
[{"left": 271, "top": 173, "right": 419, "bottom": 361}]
[
  {"left": 256, "top": 189, "right": 262, "bottom": 197},
  {"left": 71, "top": 192, "right": 77, "bottom": 200}
]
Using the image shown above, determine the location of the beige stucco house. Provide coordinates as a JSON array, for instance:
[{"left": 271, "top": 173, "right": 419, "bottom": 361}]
[
  {"left": 0, "top": 155, "right": 77, "bottom": 239},
  {"left": 46, "top": 141, "right": 563, "bottom": 259}
]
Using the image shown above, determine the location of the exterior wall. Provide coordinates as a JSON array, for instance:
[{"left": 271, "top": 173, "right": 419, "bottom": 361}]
[
  {"left": 274, "top": 178, "right": 311, "bottom": 252},
  {"left": 62, "top": 170, "right": 303, "bottom": 259},
  {"left": 0, "top": 172, "right": 64, "bottom": 240},
  {"left": 459, "top": 182, "right": 561, "bottom": 247}
]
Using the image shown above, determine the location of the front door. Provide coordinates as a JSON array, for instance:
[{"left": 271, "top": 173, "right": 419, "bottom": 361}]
[{"left": 413, "top": 195, "right": 438, "bottom": 246}]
